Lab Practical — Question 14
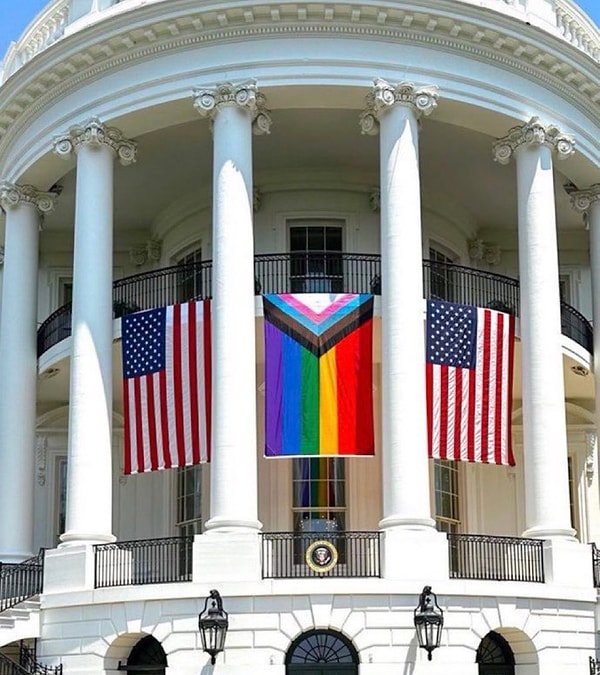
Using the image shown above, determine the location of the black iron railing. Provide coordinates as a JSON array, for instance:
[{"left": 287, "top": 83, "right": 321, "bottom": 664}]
[
  {"left": 94, "top": 537, "right": 194, "bottom": 588},
  {"left": 0, "top": 653, "right": 29, "bottom": 675},
  {"left": 253, "top": 252, "right": 381, "bottom": 295},
  {"left": 18, "top": 645, "right": 62, "bottom": 675},
  {"left": 590, "top": 655, "right": 600, "bottom": 675},
  {"left": 261, "top": 531, "right": 381, "bottom": 579},
  {"left": 0, "top": 550, "right": 44, "bottom": 612},
  {"left": 36, "top": 254, "right": 593, "bottom": 356},
  {"left": 447, "top": 533, "right": 545, "bottom": 583},
  {"left": 591, "top": 542, "right": 600, "bottom": 587}
]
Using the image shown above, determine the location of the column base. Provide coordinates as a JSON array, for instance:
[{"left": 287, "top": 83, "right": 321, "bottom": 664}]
[
  {"left": 204, "top": 516, "right": 263, "bottom": 534},
  {"left": 379, "top": 516, "right": 436, "bottom": 531},
  {"left": 521, "top": 525, "right": 576, "bottom": 541},
  {"left": 193, "top": 531, "right": 262, "bottom": 583},
  {"left": 43, "top": 545, "right": 96, "bottom": 594},
  {"left": 542, "top": 539, "right": 594, "bottom": 588},
  {"left": 59, "top": 531, "right": 116, "bottom": 546},
  {"left": 381, "top": 528, "right": 449, "bottom": 581}
]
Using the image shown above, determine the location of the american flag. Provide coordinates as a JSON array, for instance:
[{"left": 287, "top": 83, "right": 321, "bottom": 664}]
[
  {"left": 425, "top": 300, "right": 515, "bottom": 466},
  {"left": 121, "top": 300, "right": 211, "bottom": 474}
]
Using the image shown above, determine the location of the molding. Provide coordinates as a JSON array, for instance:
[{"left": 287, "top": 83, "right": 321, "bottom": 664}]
[
  {"left": 569, "top": 184, "right": 600, "bottom": 215},
  {"left": 585, "top": 431, "right": 597, "bottom": 485},
  {"left": 54, "top": 117, "right": 137, "bottom": 165},
  {"left": 360, "top": 79, "right": 438, "bottom": 135},
  {"left": 493, "top": 116, "right": 576, "bottom": 164},
  {"left": 369, "top": 188, "right": 380, "bottom": 213},
  {"left": 129, "top": 238, "right": 162, "bottom": 266},
  {"left": 192, "top": 81, "right": 272, "bottom": 135},
  {"left": 253, "top": 186, "right": 262, "bottom": 212},
  {"left": 468, "top": 238, "right": 502, "bottom": 266},
  {"left": 0, "top": 1, "right": 599, "bottom": 161},
  {"left": 0, "top": 182, "right": 56, "bottom": 214},
  {"left": 36, "top": 434, "right": 48, "bottom": 486}
]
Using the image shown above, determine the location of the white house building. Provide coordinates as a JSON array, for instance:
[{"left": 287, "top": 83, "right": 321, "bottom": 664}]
[{"left": 0, "top": 0, "right": 599, "bottom": 673}]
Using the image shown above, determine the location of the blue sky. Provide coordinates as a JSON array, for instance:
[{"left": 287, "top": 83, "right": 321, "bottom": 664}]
[{"left": 0, "top": 0, "right": 599, "bottom": 59}]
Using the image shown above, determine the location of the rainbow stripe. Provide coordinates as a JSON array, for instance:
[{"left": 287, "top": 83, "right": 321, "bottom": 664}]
[{"left": 264, "top": 293, "right": 374, "bottom": 457}]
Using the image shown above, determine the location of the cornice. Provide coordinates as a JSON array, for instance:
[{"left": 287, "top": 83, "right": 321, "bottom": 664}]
[{"left": 0, "top": 0, "right": 599, "bottom": 159}]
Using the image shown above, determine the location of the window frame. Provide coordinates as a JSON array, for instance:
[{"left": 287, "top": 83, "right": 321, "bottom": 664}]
[{"left": 433, "top": 459, "right": 462, "bottom": 534}]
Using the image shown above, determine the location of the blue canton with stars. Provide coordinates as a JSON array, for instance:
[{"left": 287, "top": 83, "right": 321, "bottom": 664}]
[
  {"left": 122, "top": 307, "right": 166, "bottom": 379},
  {"left": 426, "top": 300, "right": 477, "bottom": 369}
]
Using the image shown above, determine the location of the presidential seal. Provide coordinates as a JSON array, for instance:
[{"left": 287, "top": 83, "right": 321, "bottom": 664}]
[{"left": 305, "top": 539, "right": 338, "bottom": 573}]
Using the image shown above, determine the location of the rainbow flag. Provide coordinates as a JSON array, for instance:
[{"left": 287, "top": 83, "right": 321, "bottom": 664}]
[{"left": 264, "top": 293, "right": 374, "bottom": 457}]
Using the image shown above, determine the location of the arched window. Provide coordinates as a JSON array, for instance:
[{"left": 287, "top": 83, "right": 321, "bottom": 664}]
[
  {"left": 476, "top": 630, "right": 515, "bottom": 675},
  {"left": 120, "top": 635, "right": 167, "bottom": 675},
  {"left": 286, "top": 629, "right": 358, "bottom": 674}
]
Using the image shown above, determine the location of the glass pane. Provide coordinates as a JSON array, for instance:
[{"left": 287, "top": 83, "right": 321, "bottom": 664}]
[
  {"left": 176, "top": 465, "right": 203, "bottom": 533},
  {"left": 325, "top": 227, "right": 343, "bottom": 251},
  {"left": 292, "top": 458, "right": 346, "bottom": 532},
  {"left": 434, "top": 460, "right": 460, "bottom": 532},
  {"left": 307, "top": 227, "right": 325, "bottom": 251},
  {"left": 56, "top": 458, "right": 68, "bottom": 544},
  {"left": 290, "top": 227, "right": 306, "bottom": 251}
]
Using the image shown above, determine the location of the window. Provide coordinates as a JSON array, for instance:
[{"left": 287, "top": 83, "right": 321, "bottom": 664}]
[
  {"left": 428, "top": 247, "right": 456, "bottom": 302},
  {"left": 55, "top": 457, "right": 68, "bottom": 545},
  {"left": 123, "top": 635, "right": 167, "bottom": 675},
  {"left": 175, "top": 465, "right": 202, "bottom": 577},
  {"left": 286, "top": 629, "right": 359, "bottom": 672},
  {"left": 289, "top": 220, "right": 343, "bottom": 293},
  {"left": 568, "top": 456, "right": 579, "bottom": 537},
  {"left": 292, "top": 458, "right": 346, "bottom": 534},
  {"left": 176, "top": 465, "right": 203, "bottom": 538},
  {"left": 434, "top": 459, "right": 460, "bottom": 533},
  {"left": 476, "top": 631, "right": 515, "bottom": 675},
  {"left": 59, "top": 280, "right": 72, "bottom": 305},
  {"left": 176, "top": 247, "right": 204, "bottom": 302},
  {"left": 559, "top": 274, "right": 571, "bottom": 304}
]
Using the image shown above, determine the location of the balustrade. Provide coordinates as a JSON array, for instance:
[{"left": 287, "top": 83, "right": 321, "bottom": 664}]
[{"left": 36, "top": 254, "right": 593, "bottom": 357}]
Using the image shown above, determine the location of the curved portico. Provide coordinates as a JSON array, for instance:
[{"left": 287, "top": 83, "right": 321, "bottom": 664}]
[{"left": 0, "top": 0, "right": 599, "bottom": 672}]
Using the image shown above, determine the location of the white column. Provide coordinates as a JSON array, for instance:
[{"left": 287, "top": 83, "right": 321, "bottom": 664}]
[
  {"left": 0, "top": 184, "right": 55, "bottom": 562},
  {"left": 194, "top": 82, "right": 271, "bottom": 533},
  {"left": 361, "top": 80, "right": 437, "bottom": 530},
  {"left": 54, "top": 119, "right": 137, "bottom": 545},
  {"left": 571, "top": 185, "right": 600, "bottom": 509},
  {"left": 494, "top": 117, "right": 575, "bottom": 540}
]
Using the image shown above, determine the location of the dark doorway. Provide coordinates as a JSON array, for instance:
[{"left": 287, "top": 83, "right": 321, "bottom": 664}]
[
  {"left": 477, "top": 630, "right": 515, "bottom": 675},
  {"left": 286, "top": 629, "right": 359, "bottom": 674},
  {"left": 120, "top": 635, "right": 167, "bottom": 675}
]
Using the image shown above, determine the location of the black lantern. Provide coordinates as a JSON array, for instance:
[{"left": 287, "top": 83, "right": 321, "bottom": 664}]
[
  {"left": 198, "top": 589, "right": 229, "bottom": 665},
  {"left": 413, "top": 585, "right": 444, "bottom": 661}
]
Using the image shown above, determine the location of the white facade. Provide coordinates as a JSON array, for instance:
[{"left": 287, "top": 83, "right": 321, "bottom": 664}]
[{"left": 0, "top": 0, "right": 599, "bottom": 673}]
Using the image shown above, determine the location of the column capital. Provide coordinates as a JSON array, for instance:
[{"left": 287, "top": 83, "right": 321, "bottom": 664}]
[
  {"left": 53, "top": 118, "right": 137, "bottom": 166},
  {"left": 360, "top": 79, "right": 438, "bottom": 135},
  {"left": 568, "top": 184, "right": 600, "bottom": 214},
  {"left": 193, "top": 81, "right": 272, "bottom": 135},
  {"left": 493, "top": 116, "right": 575, "bottom": 165},
  {"left": 0, "top": 182, "right": 56, "bottom": 214}
]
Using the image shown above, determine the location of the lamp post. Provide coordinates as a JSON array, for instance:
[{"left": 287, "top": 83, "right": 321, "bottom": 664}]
[
  {"left": 413, "top": 585, "right": 444, "bottom": 661},
  {"left": 198, "top": 589, "right": 229, "bottom": 665}
]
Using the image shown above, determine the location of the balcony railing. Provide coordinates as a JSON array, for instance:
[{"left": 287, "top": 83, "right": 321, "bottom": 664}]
[
  {"left": 591, "top": 542, "right": 600, "bottom": 587},
  {"left": 261, "top": 531, "right": 381, "bottom": 579},
  {"left": 0, "top": 549, "right": 44, "bottom": 612},
  {"left": 447, "top": 533, "right": 545, "bottom": 583},
  {"left": 18, "top": 644, "right": 62, "bottom": 675},
  {"left": 36, "top": 254, "right": 593, "bottom": 356},
  {"left": 94, "top": 537, "right": 193, "bottom": 588},
  {"left": 591, "top": 656, "right": 600, "bottom": 675}
]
